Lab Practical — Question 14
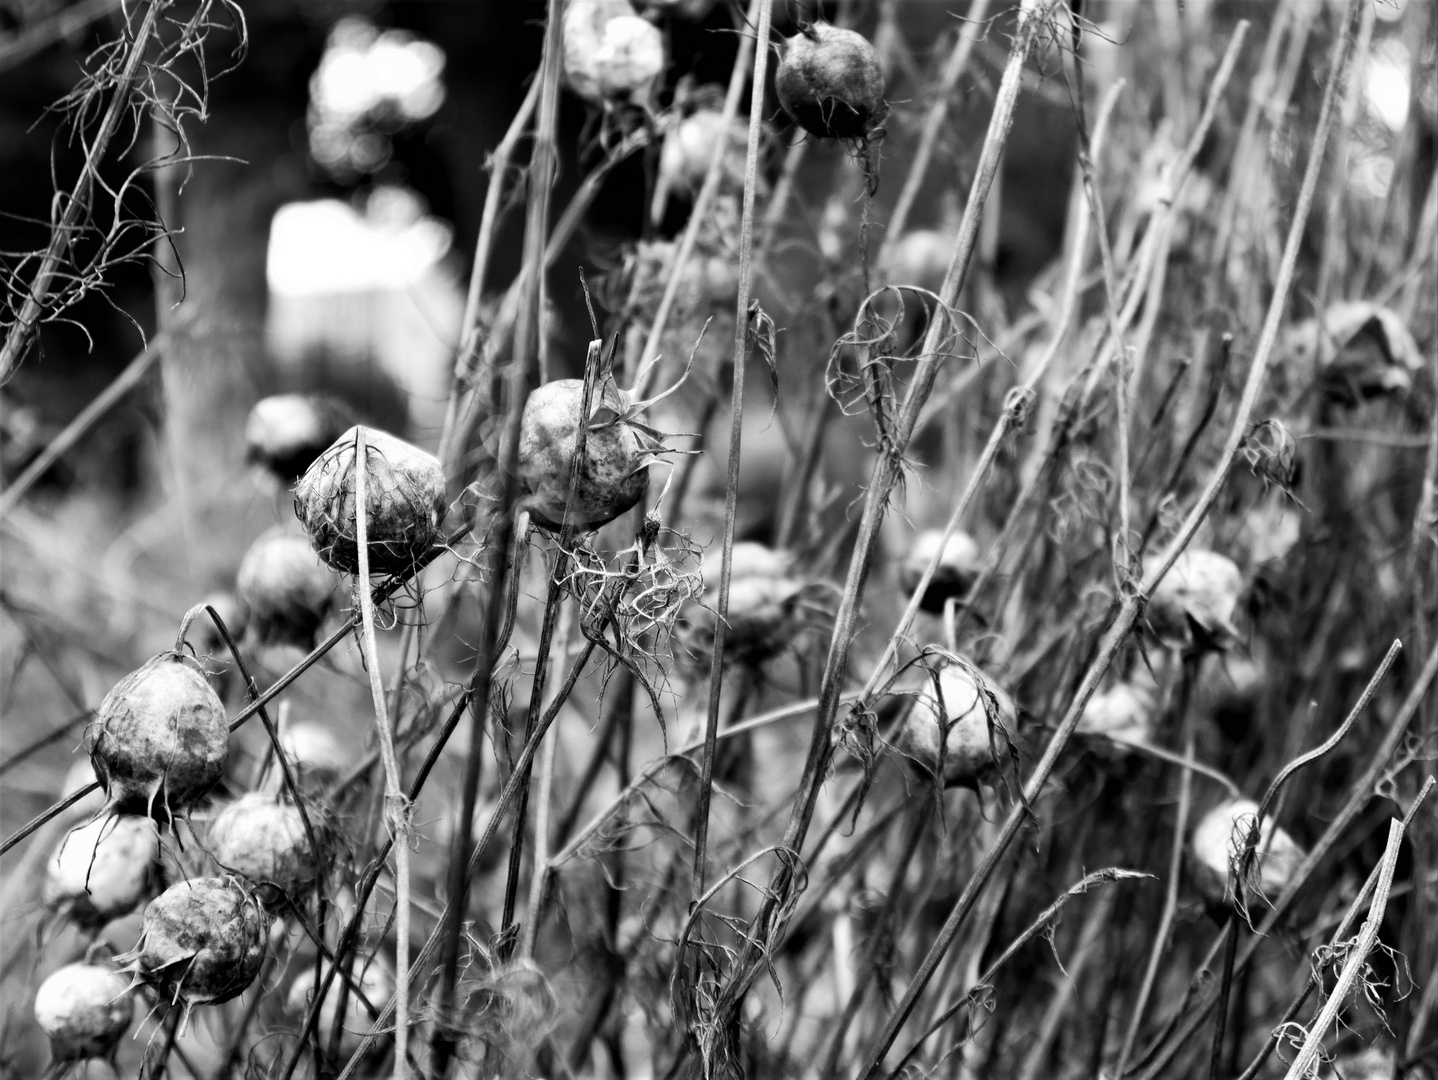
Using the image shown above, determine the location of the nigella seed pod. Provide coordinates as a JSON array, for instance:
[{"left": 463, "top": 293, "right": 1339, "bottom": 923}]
[
  {"left": 33, "top": 962, "right": 133, "bottom": 1063},
  {"left": 1077, "top": 680, "right": 1158, "bottom": 750},
  {"left": 294, "top": 426, "right": 447, "bottom": 578},
  {"left": 235, "top": 528, "right": 337, "bottom": 649},
  {"left": 775, "top": 23, "right": 885, "bottom": 140},
  {"left": 85, "top": 652, "right": 228, "bottom": 824},
  {"left": 116, "top": 876, "right": 270, "bottom": 1027},
  {"left": 563, "top": 0, "right": 665, "bottom": 103},
  {"left": 1189, "top": 798, "right": 1304, "bottom": 907},
  {"left": 659, "top": 109, "right": 749, "bottom": 194},
  {"left": 899, "top": 529, "right": 981, "bottom": 614},
  {"left": 43, "top": 814, "right": 160, "bottom": 928},
  {"left": 208, "top": 793, "right": 321, "bottom": 904},
  {"left": 244, "top": 394, "right": 356, "bottom": 484},
  {"left": 517, "top": 377, "right": 652, "bottom": 532},
  {"left": 894, "top": 661, "right": 1018, "bottom": 790},
  {"left": 1144, "top": 549, "right": 1244, "bottom": 652}
]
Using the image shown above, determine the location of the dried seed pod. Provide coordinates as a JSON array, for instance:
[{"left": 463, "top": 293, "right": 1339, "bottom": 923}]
[
  {"left": 33, "top": 962, "right": 133, "bottom": 1063},
  {"left": 680, "top": 543, "right": 827, "bottom": 668},
  {"left": 659, "top": 109, "right": 749, "bottom": 193},
  {"left": 85, "top": 652, "right": 228, "bottom": 823},
  {"left": 1077, "top": 680, "right": 1157, "bottom": 749},
  {"left": 899, "top": 529, "right": 981, "bottom": 614},
  {"left": 1144, "top": 549, "right": 1244, "bottom": 652},
  {"left": 235, "top": 527, "right": 336, "bottom": 649},
  {"left": 208, "top": 793, "right": 321, "bottom": 903},
  {"left": 244, "top": 394, "right": 355, "bottom": 484},
  {"left": 517, "top": 377, "right": 651, "bottom": 532},
  {"left": 117, "top": 876, "right": 270, "bottom": 1025},
  {"left": 294, "top": 426, "right": 447, "bottom": 577},
  {"left": 43, "top": 814, "right": 160, "bottom": 928},
  {"left": 286, "top": 957, "right": 394, "bottom": 1060},
  {"left": 1189, "top": 798, "right": 1304, "bottom": 906},
  {"left": 895, "top": 661, "right": 1017, "bottom": 789},
  {"left": 775, "top": 23, "right": 885, "bottom": 139},
  {"left": 563, "top": 0, "right": 665, "bottom": 103}
]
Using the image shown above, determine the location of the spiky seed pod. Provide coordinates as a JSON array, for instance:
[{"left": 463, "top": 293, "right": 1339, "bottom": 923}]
[
  {"left": 1077, "top": 680, "right": 1157, "bottom": 749},
  {"left": 895, "top": 661, "right": 1018, "bottom": 790},
  {"left": 1144, "top": 549, "right": 1244, "bottom": 652},
  {"left": 285, "top": 958, "right": 395, "bottom": 1059},
  {"left": 235, "top": 528, "right": 337, "bottom": 649},
  {"left": 775, "top": 23, "right": 885, "bottom": 139},
  {"left": 117, "top": 876, "right": 270, "bottom": 1025},
  {"left": 518, "top": 377, "right": 651, "bottom": 532},
  {"left": 900, "top": 529, "right": 982, "bottom": 614},
  {"left": 33, "top": 962, "right": 133, "bottom": 1063},
  {"left": 208, "top": 793, "right": 320, "bottom": 904},
  {"left": 294, "top": 426, "right": 447, "bottom": 577},
  {"left": 659, "top": 109, "right": 749, "bottom": 193},
  {"left": 85, "top": 652, "right": 228, "bottom": 823},
  {"left": 244, "top": 394, "right": 355, "bottom": 484},
  {"left": 1189, "top": 798, "right": 1304, "bottom": 907},
  {"left": 563, "top": 0, "right": 665, "bottom": 104},
  {"left": 43, "top": 815, "right": 160, "bottom": 928}
]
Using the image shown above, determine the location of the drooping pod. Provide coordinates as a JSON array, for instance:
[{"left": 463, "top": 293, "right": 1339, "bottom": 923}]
[
  {"left": 517, "top": 376, "right": 655, "bottom": 532},
  {"left": 899, "top": 529, "right": 982, "bottom": 614},
  {"left": 235, "top": 527, "right": 337, "bottom": 648},
  {"left": 208, "top": 793, "right": 322, "bottom": 904},
  {"left": 84, "top": 651, "right": 229, "bottom": 824},
  {"left": 1144, "top": 548, "right": 1244, "bottom": 652},
  {"left": 116, "top": 876, "right": 271, "bottom": 1028},
  {"left": 244, "top": 393, "right": 355, "bottom": 484},
  {"left": 33, "top": 962, "right": 133, "bottom": 1064},
  {"left": 775, "top": 23, "right": 885, "bottom": 140},
  {"left": 894, "top": 660, "right": 1018, "bottom": 790},
  {"left": 294, "top": 426, "right": 447, "bottom": 577},
  {"left": 1189, "top": 797, "right": 1304, "bottom": 907},
  {"left": 43, "top": 814, "right": 160, "bottom": 928}
]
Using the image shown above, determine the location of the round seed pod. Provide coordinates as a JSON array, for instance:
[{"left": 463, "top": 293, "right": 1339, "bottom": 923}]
[
  {"left": 244, "top": 394, "right": 355, "bottom": 484},
  {"left": 294, "top": 426, "right": 447, "bottom": 577},
  {"left": 235, "top": 527, "right": 336, "bottom": 649},
  {"left": 85, "top": 652, "right": 228, "bottom": 823},
  {"left": 1144, "top": 549, "right": 1244, "bottom": 651},
  {"left": 899, "top": 529, "right": 981, "bottom": 614},
  {"left": 775, "top": 23, "right": 885, "bottom": 139},
  {"left": 1077, "top": 680, "right": 1157, "bottom": 749},
  {"left": 1189, "top": 798, "right": 1304, "bottom": 906},
  {"left": 208, "top": 793, "right": 320, "bottom": 903},
  {"left": 894, "top": 661, "right": 1017, "bottom": 789},
  {"left": 286, "top": 957, "right": 395, "bottom": 1060},
  {"left": 563, "top": 0, "right": 665, "bottom": 104},
  {"left": 680, "top": 544, "right": 817, "bottom": 668},
  {"left": 659, "top": 109, "right": 749, "bottom": 194},
  {"left": 33, "top": 961, "right": 133, "bottom": 1063},
  {"left": 43, "top": 814, "right": 160, "bottom": 928},
  {"left": 118, "top": 876, "right": 270, "bottom": 1022},
  {"left": 517, "top": 378, "right": 650, "bottom": 532}
]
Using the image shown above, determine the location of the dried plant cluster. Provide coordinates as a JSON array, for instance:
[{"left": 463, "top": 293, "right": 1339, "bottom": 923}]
[{"left": 1, "top": 1, "right": 1436, "bottom": 1080}]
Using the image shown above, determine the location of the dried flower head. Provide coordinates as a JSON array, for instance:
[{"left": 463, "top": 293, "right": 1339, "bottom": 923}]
[
  {"left": 775, "top": 23, "right": 885, "bottom": 140},
  {"left": 1144, "top": 548, "right": 1244, "bottom": 652},
  {"left": 85, "top": 652, "right": 229, "bottom": 824},
  {"left": 33, "top": 962, "right": 133, "bottom": 1063},
  {"left": 294, "top": 426, "right": 447, "bottom": 577},
  {"left": 44, "top": 814, "right": 160, "bottom": 928},
  {"left": 894, "top": 660, "right": 1018, "bottom": 790},
  {"left": 236, "top": 527, "right": 336, "bottom": 648},
  {"left": 208, "top": 793, "right": 321, "bottom": 904},
  {"left": 117, "top": 876, "right": 271, "bottom": 1028},
  {"left": 563, "top": 0, "right": 665, "bottom": 104}
]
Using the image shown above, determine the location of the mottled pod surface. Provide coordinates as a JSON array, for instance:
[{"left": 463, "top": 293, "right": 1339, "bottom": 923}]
[
  {"left": 775, "top": 23, "right": 884, "bottom": 140},
  {"left": 208, "top": 793, "right": 320, "bottom": 902},
  {"left": 518, "top": 378, "right": 650, "bottom": 532},
  {"left": 85, "top": 652, "right": 228, "bottom": 823},
  {"left": 294, "top": 425, "right": 447, "bottom": 577},
  {"left": 33, "top": 962, "right": 133, "bottom": 1062},
  {"left": 895, "top": 662, "right": 1018, "bottom": 789}
]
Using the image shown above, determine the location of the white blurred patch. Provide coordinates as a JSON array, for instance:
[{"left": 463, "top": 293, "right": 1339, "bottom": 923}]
[{"left": 1363, "top": 38, "right": 1410, "bottom": 133}]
